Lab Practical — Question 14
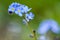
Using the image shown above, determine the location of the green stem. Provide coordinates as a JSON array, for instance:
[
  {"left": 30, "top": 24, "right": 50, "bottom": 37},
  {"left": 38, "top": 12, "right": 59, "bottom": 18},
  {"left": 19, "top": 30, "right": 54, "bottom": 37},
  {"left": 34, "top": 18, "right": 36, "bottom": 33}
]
[
  {"left": 33, "top": 30, "right": 37, "bottom": 40},
  {"left": 26, "top": 23, "right": 37, "bottom": 40}
]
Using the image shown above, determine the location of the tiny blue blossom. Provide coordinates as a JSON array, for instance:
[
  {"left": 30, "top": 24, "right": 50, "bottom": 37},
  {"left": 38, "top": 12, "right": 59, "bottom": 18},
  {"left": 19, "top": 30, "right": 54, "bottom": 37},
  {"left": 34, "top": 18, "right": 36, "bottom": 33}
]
[
  {"left": 8, "top": 2, "right": 21, "bottom": 13},
  {"left": 15, "top": 6, "right": 24, "bottom": 16},
  {"left": 23, "top": 19, "right": 27, "bottom": 24},
  {"left": 22, "top": 5, "right": 32, "bottom": 13},
  {"left": 25, "top": 12, "right": 34, "bottom": 22}
]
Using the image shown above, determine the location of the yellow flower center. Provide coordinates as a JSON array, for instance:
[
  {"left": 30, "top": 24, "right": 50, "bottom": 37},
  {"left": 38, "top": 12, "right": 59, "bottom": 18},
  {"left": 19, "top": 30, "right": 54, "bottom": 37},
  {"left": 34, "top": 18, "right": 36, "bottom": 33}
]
[
  {"left": 18, "top": 10, "right": 20, "bottom": 12},
  {"left": 12, "top": 8, "right": 15, "bottom": 11}
]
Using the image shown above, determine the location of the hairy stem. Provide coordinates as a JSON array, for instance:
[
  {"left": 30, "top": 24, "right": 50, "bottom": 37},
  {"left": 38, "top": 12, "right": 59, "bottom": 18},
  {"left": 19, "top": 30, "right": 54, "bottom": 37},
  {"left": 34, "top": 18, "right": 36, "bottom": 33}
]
[
  {"left": 26, "top": 23, "right": 37, "bottom": 40},
  {"left": 33, "top": 30, "right": 37, "bottom": 40}
]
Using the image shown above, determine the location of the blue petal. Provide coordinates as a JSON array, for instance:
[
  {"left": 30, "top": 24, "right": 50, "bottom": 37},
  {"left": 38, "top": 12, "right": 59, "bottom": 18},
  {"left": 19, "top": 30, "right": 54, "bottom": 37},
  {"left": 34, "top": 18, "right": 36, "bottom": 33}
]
[
  {"left": 38, "top": 20, "right": 51, "bottom": 34},
  {"left": 50, "top": 20, "right": 59, "bottom": 34},
  {"left": 18, "top": 12, "right": 23, "bottom": 17},
  {"left": 38, "top": 19, "right": 59, "bottom": 34},
  {"left": 10, "top": 2, "right": 21, "bottom": 8},
  {"left": 22, "top": 5, "right": 32, "bottom": 13},
  {"left": 29, "top": 12, "right": 34, "bottom": 18},
  {"left": 23, "top": 19, "right": 27, "bottom": 24}
]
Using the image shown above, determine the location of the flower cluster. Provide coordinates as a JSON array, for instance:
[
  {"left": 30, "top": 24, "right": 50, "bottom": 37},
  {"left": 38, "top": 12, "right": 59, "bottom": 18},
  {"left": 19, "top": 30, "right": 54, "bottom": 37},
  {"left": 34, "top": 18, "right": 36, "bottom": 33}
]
[
  {"left": 8, "top": 2, "right": 34, "bottom": 23},
  {"left": 38, "top": 19, "right": 59, "bottom": 34}
]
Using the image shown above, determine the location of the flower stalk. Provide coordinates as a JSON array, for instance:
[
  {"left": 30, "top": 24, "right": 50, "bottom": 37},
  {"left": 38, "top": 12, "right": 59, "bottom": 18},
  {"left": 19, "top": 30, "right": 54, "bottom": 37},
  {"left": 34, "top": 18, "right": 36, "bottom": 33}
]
[
  {"left": 26, "top": 23, "right": 37, "bottom": 40},
  {"left": 8, "top": 2, "right": 35, "bottom": 40}
]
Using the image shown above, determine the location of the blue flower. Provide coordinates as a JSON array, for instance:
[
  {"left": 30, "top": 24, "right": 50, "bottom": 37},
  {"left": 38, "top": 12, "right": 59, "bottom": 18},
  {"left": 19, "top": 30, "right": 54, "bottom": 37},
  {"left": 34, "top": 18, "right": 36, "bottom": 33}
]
[
  {"left": 15, "top": 6, "right": 24, "bottom": 16},
  {"left": 23, "top": 5, "right": 32, "bottom": 13},
  {"left": 38, "top": 19, "right": 59, "bottom": 34},
  {"left": 25, "top": 12, "right": 34, "bottom": 22},
  {"left": 38, "top": 20, "right": 51, "bottom": 34},
  {"left": 8, "top": 2, "right": 21, "bottom": 13},
  {"left": 50, "top": 20, "right": 59, "bottom": 34}
]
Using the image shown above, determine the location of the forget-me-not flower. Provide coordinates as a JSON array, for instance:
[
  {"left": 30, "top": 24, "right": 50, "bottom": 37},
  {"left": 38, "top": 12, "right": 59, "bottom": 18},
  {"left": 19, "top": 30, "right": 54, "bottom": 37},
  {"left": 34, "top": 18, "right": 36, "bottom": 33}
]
[
  {"left": 14, "top": 5, "right": 32, "bottom": 16},
  {"left": 15, "top": 5, "right": 25, "bottom": 16},
  {"left": 8, "top": 2, "right": 21, "bottom": 13},
  {"left": 23, "top": 19, "right": 27, "bottom": 24},
  {"left": 22, "top": 5, "right": 32, "bottom": 13},
  {"left": 8, "top": 2, "right": 34, "bottom": 24},
  {"left": 25, "top": 12, "right": 34, "bottom": 22}
]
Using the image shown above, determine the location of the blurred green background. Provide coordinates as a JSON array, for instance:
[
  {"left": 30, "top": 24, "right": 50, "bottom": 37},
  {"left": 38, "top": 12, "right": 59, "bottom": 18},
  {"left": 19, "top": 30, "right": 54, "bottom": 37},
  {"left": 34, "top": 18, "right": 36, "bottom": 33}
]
[{"left": 0, "top": 0, "right": 60, "bottom": 40}]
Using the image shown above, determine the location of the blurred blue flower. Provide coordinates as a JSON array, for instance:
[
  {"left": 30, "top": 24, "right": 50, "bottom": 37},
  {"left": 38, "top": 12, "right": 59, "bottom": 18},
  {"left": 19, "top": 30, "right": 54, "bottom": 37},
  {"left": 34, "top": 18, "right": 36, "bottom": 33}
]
[
  {"left": 8, "top": 2, "right": 34, "bottom": 23},
  {"left": 50, "top": 20, "right": 59, "bottom": 34},
  {"left": 38, "top": 19, "right": 59, "bottom": 34},
  {"left": 8, "top": 2, "right": 32, "bottom": 16},
  {"left": 25, "top": 12, "right": 34, "bottom": 22},
  {"left": 23, "top": 19, "right": 27, "bottom": 24},
  {"left": 38, "top": 20, "right": 51, "bottom": 34},
  {"left": 8, "top": 2, "right": 21, "bottom": 13},
  {"left": 59, "top": 26, "right": 60, "bottom": 33},
  {"left": 14, "top": 5, "right": 32, "bottom": 16}
]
